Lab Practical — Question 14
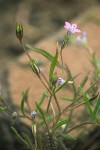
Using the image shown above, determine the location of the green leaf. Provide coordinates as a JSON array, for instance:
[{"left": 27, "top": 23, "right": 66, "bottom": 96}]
[
  {"left": 61, "top": 97, "right": 73, "bottom": 101},
  {"left": 38, "top": 92, "right": 46, "bottom": 107},
  {"left": 11, "top": 127, "right": 29, "bottom": 147},
  {"left": 26, "top": 44, "right": 54, "bottom": 62},
  {"left": 52, "top": 119, "right": 69, "bottom": 133},
  {"left": 22, "top": 132, "right": 33, "bottom": 149},
  {"left": 0, "top": 107, "right": 7, "bottom": 111},
  {"left": 80, "top": 88, "right": 93, "bottom": 120},
  {"left": 49, "top": 49, "right": 58, "bottom": 82},
  {"left": 54, "top": 77, "right": 70, "bottom": 93},
  {"left": 79, "top": 75, "right": 88, "bottom": 88},
  {"left": 26, "top": 44, "right": 61, "bottom": 68},
  {"left": 22, "top": 88, "right": 29, "bottom": 102},
  {"left": 21, "top": 88, "right": 29, "bottom": 116},
  {"left": 93, "top": 95, "right": 100, "bottom": 116},
  {"left": 36, "top": 102, "right": 46, "bottom": 123}
]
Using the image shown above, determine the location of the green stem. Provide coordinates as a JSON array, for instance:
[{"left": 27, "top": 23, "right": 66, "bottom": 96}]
[
  {"left": 63, "top": 65, "right": 77, "bottom": 132},
  {"left": 47, "top": 94, "right": 53, "bottom": 113},
  {"left": 66, "top": 121, "right": 94, "bottom": 134},
  {"left": 60, "top": 48, "right": 64, "bottom": 77},
  {"left": 40, "top": 71, "right": 49, "bottom": 86},
  {"left": 20, "top": 40, "right": 32, "bottom": 61},
  {"left": 53, "top": 93, "right": 61, "bottom": 115},
  {"left": 60, "top": 37, "right": 69, "bottom": 77},
  {"left": 62, "top": 77, "right": 100, "bottom": 114},
  {"left": 20, "top": 40, "right": 52, "bottom": 95},
  {"left": 39, "top": 77, "right": 52, "bottom": 94}
]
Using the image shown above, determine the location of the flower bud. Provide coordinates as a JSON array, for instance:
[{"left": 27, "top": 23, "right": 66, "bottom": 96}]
[
  {"left": 57, "top": 77, "right": 65, "bottom": 85},
  {"left": 50, "top": 72, "right": 58, "bottom": 86},
  {"left": 31, "top": 111, "right": 37, "bottom": 118},
  {"left": 29, "top": 59, "right": 40, "bottom": 76},
  {"left": 16, "top": 23, "right": 23, "bottom": 41}
]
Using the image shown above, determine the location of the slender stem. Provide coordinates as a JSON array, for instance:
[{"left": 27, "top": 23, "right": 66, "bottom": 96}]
[
  {"left": 47, "top": 94, "right": 53, "bottom": 113},
  {"left": 63, "top": 65, "right": 77, "bottom": 132},
  {"left": 52, "top": 93, "right": 62, "bottom": 124},
  {"left": 62, "top": 77, "right": 100, "bottom": 114},
  {"left": 63, "top": 110, "right": 73, "bottom": 133},
  {"left": 53, "top": 93, "right": 61, "bottom": 115},
  {"left": 60, "top": 36, "right": 69, "bottom": 77},
  {"left": 39, "top": 77, "right": 52, "bottom": 94},
  {"left": 20, "top": 40, "right": 52, "bottom": 95},
  {"left": 40, "top": 71, "right": 49, "bottom": 86},
  {"left": 65, "top": 93, "right": 99, "bottom": 112},
  {"left": 66, "top": 121, "right": 94, "bottom": 134},
  {"left": 20, "top": 40, "right": 32, "bottom": 61},
  {"left": 51, "top": 93, "right": 98, "bottom": 127},
  {"left": 43, "top": 115, "right": 52, "bottom": 139},
  {"left": 50, "top": 102, "right": 56, "bottom": 126},
  {"left": 50, "top": 102, "right": 56, "bottom": 118},
  {"left": 60, "top": 48, "right": 64, "bottom": 77}
]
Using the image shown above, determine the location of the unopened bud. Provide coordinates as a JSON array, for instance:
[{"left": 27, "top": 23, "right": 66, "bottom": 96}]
[
  {"left": 50, "top": 72, "right": 58, "bottom": 86},
  {"left": 16, "top": 23, "right": 23, "bottom": 41},
  {"left": 30, "top": 60, "right": 40, "bottom": 76}
]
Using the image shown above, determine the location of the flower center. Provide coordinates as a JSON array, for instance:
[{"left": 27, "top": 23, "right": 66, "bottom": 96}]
[{"left": 68, "top": 26, "right": 75, "bottom": 32}]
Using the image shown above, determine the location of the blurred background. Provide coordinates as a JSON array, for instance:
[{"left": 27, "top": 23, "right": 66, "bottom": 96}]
[
  {"left": 0, "top": 0, "right": 99, "bottom": 72},
  {"left": 0, "top": 0, "right": 100, "bottom": 149}
]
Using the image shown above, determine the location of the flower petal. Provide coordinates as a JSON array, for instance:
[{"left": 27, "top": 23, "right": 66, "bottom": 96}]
[
  {"left": 74, "top": 29, "right": 81, "bottom": 33},
  {"left": 64, "top": 22, "right": 71, "bottom": 29},
  {"left": 72, "top": 23, "right": 77, "bottom": 29}
]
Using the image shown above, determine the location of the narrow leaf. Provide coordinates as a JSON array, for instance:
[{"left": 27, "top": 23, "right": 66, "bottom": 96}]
[
  {"left": 61, "top": 97, "right": 73, "bottom": 101},
  {"left": 93, "top": 95, "right": 100, "bottom": 116},
  {"left": 0, "top": 107, "right": 7, "bottom": 111},
  {"left": 36, "top": 102, "right": 46, "bottom": 122},
  {"left": 80, "top": 88, "right": 93, "bottom": 119},
  {"left": 26, "top": 44, "right": 54, "bottom": 62},
  {"left": 52, "top": 119, "right": 69, "bottom": 133},
  {"left": 22, "top": 132, "right": 33, "bottom": 149},
  {"left": 26, "top": 44, "right": 61, "bottom": 68},
  {"left": 21, "top": 88, "right": 29, "bottom": 116},
  {"left": 79, "top": 75, "right": 88, "bottom": 88},
  {"left": 38, "top": 92, "right": 46, "bottom": 107},
  {"left": 22, "top": 88, "right": 29, "bottom": 102},
  {"left": 11, "top": 127, "right": 29, "bottom": 147},
  {"left": 49, "top": 49, "right": 58, "bottom": 82}
]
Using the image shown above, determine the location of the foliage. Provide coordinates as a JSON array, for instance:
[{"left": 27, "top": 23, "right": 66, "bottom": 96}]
[{"left": 0, "top": 22, "right": 100, "bottom": 150}]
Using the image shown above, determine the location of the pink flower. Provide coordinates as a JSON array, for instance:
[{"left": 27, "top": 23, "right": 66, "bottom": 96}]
[{"left": 64, "top": 22, "right": 81, "bottom": 34}]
